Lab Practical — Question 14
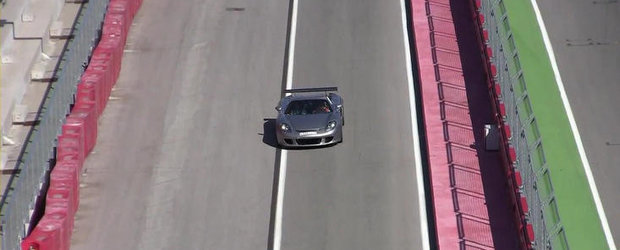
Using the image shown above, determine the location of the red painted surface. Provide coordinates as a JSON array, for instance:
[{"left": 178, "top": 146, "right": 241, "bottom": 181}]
[
  {"left": 410, "top": 0, "right": 522, "bottom": 249},
  {"left": 410, "top": 0, "right": 459, "bottom": 248}
]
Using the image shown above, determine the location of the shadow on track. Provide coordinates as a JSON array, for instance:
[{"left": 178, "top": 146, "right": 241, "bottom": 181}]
[{"left": 261, "top": 118, "right": 279, "bottom": 148}]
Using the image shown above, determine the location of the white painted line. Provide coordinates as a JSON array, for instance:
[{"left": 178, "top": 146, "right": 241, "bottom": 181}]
[
  {"left": 285, "top": 0, "right": 298, "bottom": 96},
  {"left": 530, "top": 1, "right": 616, "bottom": 249},
  {"left": 273, "top": 0, "right": 298, "bottom": 249},
  {"left": 274, "top": 150, "right": 288, "bottom": 250},
  {"left": 399, "top": 0, "right": 430, "bottom": 249}
]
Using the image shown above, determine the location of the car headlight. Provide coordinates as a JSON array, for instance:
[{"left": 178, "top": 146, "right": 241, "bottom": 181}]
[
  {"left": 280, "top": 123, "right": 290, "bottom": 132},
  {"left": 327, "top": 121, "right": 337, "bottom": 130}
]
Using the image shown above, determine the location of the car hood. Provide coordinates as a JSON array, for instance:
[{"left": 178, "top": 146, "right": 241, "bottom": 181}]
[{"left": 285, "top": 113, "right": 333, "bottom": 131}]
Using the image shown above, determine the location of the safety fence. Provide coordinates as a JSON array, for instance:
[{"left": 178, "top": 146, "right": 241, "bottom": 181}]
[
  {"left": 0, "top": 1, "right": 143, "bottom": 249},
  {"left": 19, "top": 0, "right": 142, "bottom": 249},
  {"left": 0, "top": 1, "right": 109, "bottom": 249},
  {"left": 20, "top": 1, "right": 142, "bottom": 248},
  {"left": 470, "top": 0, "right": 569, "bottom": 249}
]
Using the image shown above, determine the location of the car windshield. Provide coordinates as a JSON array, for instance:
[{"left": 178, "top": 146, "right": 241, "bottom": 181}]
[{"left": 285, "top": 99, "right": 332, "bottom": 115}]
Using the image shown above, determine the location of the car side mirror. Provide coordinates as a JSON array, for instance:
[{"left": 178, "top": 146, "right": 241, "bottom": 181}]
[{"left": 275, "top": 106, "right": 282, "bottom": 111}]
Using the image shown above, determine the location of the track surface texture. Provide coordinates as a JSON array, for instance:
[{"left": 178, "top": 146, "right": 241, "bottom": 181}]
[
  {"left": 280, "top": 0, "right": 424, "bottom": 249},
  {"left": 535, "top": 0, "right": 620, "bottom": 246},
  {"left": 70, "top": 1, "right": 289, "bottom": 249},
  {"left": 70, "top": 0, "right": 426, "bottom": 249}
]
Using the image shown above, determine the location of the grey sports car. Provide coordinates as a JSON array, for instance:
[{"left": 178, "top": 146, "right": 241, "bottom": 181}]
[{"left": 275, "top": 87, "right": 344, "bottom": 148}]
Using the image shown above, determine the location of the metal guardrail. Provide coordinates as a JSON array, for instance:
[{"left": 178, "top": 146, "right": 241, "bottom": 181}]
[
  {"left": 480, "top": 0, "right": 569, "bottom": 249},
  {"left": 0, "top": 1, "right": 109, "bottom": 249}
]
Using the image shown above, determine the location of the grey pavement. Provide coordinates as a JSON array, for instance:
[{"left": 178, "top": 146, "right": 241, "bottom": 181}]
[
  {"left": 536, "top": 0, "right": 620, "bottom": 247},
  {"left": 281, "top": 0, "right": 423, "bottom": 249},
  {"left": 69, "top": 0, "right": 425, "bottom": 249},
  {"left": 70, "top": 0, "right": 289, "bottom": 249}
]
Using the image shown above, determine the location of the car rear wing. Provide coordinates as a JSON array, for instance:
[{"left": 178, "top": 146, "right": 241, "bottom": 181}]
[{"left": 284, "top": 87, "right": 338, "bottom": 95}]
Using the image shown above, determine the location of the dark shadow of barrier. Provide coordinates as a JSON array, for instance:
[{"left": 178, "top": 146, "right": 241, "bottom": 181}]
[{"left": 450, "top": 0, "right": 521, "bottom": 249}]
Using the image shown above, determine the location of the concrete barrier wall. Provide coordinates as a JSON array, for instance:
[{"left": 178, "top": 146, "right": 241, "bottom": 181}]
[
  {"left": 20, "top": 1, "right": 143, "bottom": 249},
  {"left": 0, "top": 1, "right": 110, "bottom": 249}
]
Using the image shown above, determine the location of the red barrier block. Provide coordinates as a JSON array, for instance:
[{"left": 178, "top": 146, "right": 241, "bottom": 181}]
[
  {"left": 98, "top": 36, "right": 123, "bottom": 58},
  {"left": 93, "top": 45, "right": 120, "bottom": 63},
  {"left": 104, "top": 13, "right": 129, "bottom": 35},
  {"left": 43, "top": 208, "right": 73, "bottom": 249},
  {"left": 514, "top": 170, "right": 523, "bottom": 188},
  {"left": 526, "top": 223, "right": 535, "bottom": 242},
  {"left": 494, "top": 84, "right": 502, "bottom": 97},
  {"left": 519, "top": 196, "right": 529, "bottom": 214},
  {"left": 118, "top": 0, "right": 141, "bottom": 18},
  {"left": 86, "top": 63, "right": 115, "bottom": 102},
  {"left": 21, "top": 217, "right": 64, "bottom": 250},
  {"left": 504, "top": 124, "right": 512, "bottom": 140},
  {"left": 478, "top": 13, "right": 485, "bottom": 25},
  {"left": 76, "top": 81, "right": 100, "bottom": 117},
  {"left": 490, "top": 64, "right": 497, "bottom": 78},
  {"left": 103, "top": 22, "right": 126, "bottom": 45},
  {"left": 92, "top": 46, "right": 121, "bottom": 85},
  {"left": 47, "top": 185, "right": 76, "bottom": 217},
  {"left": 79, "top": 73, "right": 106, "bottom": 117},
  {"left": 483, "top": 29, "right": 489, "bottom": 43},
  {"left": 475, "top": 0, "right": 481, "bottom": 10},
  {"left": 97, "top": 36, "right": 124, "bottom": 63},
  {"left": 61, "top": 116, "right": 86, "bottom": 153},
  {"left": 109, "top": 0, "right": 132, "bottom": 22},
  {"left": 45, "top": 197, "right": 71, "bottom": 219},
  {"left": 54, "top": 160, "right": 81, "bottom": 179},
  {"left": 83, "top": 69, "right": 111, "bottom": 110},
  {"left": 508, "top": 146, "right": 517, "bottom": 164},
  {"left": 499, "top": 102, "right": 506, "bottom": 118},
  {"left": 55, "top": 154, "right": 81, "bottom": 168},
  {"left": 90, "top": 57, "right": 119, "bottom": 87},
  {"left": 57, "top": 133, "right": 85, "bottom": 167},
  {"left": 69, "top": 102, "right": 97, "bottom": 154},
  {"left": 486, "top": 46, "right": 493, "bottom": 58},
  {"left": 93, "top": 46, "right": 120, "bottom": 67},
  {"left": 50, "top": 166, "right": 79, "bottom": 204}
]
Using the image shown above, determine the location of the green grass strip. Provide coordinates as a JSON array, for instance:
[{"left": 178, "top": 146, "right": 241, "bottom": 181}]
[{"left": 502, "top": 1, "right": 608, "bottom": 249}]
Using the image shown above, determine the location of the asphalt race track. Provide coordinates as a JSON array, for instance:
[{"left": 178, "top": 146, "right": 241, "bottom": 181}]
[
  {"left": 71, "top": 0, "right": 288, "bottom": 249},
  {"left": 70, "top": 0, "right": 426, "bottom": 249},
  {"left": 281, "top": 0, "right": 424, "bottom": 249}
]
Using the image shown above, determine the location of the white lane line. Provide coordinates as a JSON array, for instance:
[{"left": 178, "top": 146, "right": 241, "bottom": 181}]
[
  {"left": 273, "top": 0, "right": 298, "bottom": 249},
  {"left": 399, "top": 0, "right": 430, "bottom": 249},
  {"left": 530, "top": 1, "right": 616, "bottom": 249},
  {"left": 274, "top": 150, "right": 288, "bottom": 250},
  {"left": 285, "top": 0, "right": 298, "bottom": 95}
]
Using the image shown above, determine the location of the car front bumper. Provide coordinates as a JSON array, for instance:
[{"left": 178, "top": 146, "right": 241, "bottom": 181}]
[{"left": 276, "top": 128, "right": 341, "bottom": 148}]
